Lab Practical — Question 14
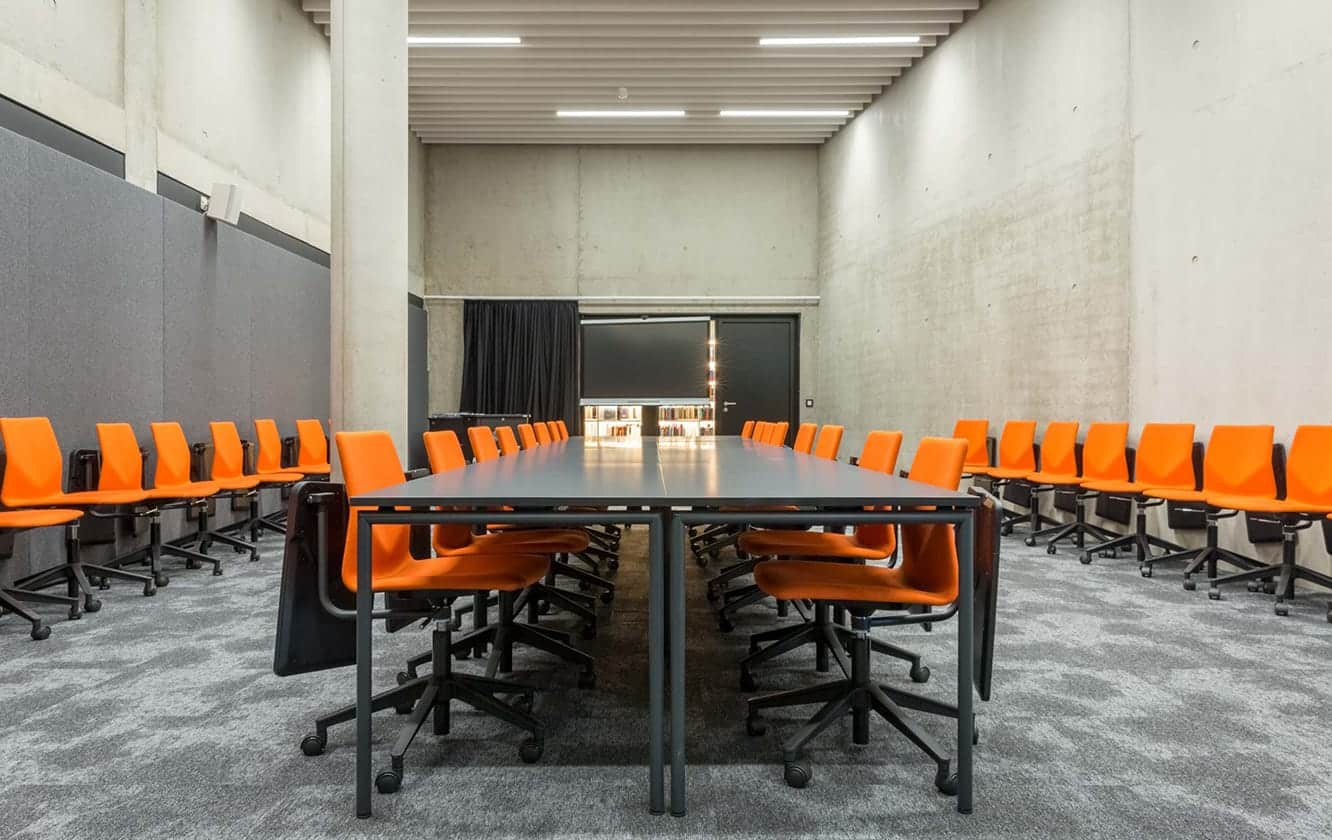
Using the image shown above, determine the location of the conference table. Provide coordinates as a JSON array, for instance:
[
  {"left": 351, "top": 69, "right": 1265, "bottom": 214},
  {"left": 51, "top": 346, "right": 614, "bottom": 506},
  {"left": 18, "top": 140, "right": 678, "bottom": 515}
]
[{"left": 349, "top": 436, "right": 981, "bottom": 819}]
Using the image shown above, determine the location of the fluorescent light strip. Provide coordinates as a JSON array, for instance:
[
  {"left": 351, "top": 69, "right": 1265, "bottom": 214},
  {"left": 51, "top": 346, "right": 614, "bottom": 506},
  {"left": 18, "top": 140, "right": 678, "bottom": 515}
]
[
  {"left": 557, "top": 110, "right": 686, "bottom": 118},
  {"left": 759, "top": 35, "right": 921, "bottom": 46},
  {"left": 720, "top": 110, "right": 849, "bottom": 118},
  {"left": 407, "top": 36, "right": 522, "bottom": 46}
]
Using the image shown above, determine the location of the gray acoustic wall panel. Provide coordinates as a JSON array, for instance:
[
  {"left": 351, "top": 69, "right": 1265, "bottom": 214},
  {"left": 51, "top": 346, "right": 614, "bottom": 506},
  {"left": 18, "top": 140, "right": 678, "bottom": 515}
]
[
  {"left": 0, "top": 127, "right": 30, "bottom": 417},
  {"left": 26, "top": 142, "right": 166, "bottom": 453},
  {"left": 163, "top": 206, "right": 253, "bottom": 443},
  {"left": 248, "top": 235, "right": 330, "bottom": 428}
]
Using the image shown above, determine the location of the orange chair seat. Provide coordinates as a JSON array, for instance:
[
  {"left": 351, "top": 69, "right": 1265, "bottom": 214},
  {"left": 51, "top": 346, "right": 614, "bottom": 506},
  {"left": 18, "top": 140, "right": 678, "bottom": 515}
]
[
  {"left": 0, "top": 508, "right": 84, "bottom": 529},
  {"left": 145, "top": 481, "right": 221, "bottom": 501},
  {"left": 977, "top": 467, "right": 1031, "bottom": 480},
  {"left": 738, "top": 529, "right": 889, "bottom": 560},
  {"left": 1143, "top": 487, "right": 1206, "bottom": 503},
  {"left": 255, "top": 470, "right": 306, "bottom": 484},
  {"left": 297, "top": 463, "right": 331, "bottom": 475},
  {"left": 755, "top": 559, "right": 955, "bottom": 607},
  {"left": 1081, "top": 479, "right": 1154, "bottom": 495},
  {"left": 1024, "top": 471, "right": 1081, "bottom": 486},
  {"left": 434, "top": 528, "right": 590, "bottom": 556},
  {"left": 212, "top": 476, "right": 262, "bottom": 491},
  {"left": 1203, "top": 493, "right": 1332, "bottom": 515},
  {"left": 363, "top": 553, "right": 548, "bottom": 593},
  {"left": 23, "top": 489, "right": 149, "bottom": 507}
]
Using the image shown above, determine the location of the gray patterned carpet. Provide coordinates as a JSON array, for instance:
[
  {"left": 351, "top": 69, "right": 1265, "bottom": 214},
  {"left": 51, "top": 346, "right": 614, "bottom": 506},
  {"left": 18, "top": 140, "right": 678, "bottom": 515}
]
[{"left": 1, "top": 527, "right": 1330, "bottom": 840}]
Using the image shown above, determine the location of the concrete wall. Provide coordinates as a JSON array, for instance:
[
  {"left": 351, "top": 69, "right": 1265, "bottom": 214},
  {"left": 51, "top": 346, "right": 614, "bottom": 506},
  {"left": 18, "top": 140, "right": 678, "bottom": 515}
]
[
  {"left": 0, "top": 0, "right": 331, "bottom": 249},
  {"left": 423, "top": 145, "right": 821, "bottom": 416},
  {"left": 818, "top": 0, "right": 1332, "bottom": 574}
]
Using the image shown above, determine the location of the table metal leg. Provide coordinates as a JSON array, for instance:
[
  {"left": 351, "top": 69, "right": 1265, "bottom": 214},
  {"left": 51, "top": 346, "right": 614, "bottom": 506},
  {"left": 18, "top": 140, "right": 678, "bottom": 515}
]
[
  {"left": 669, "top": 514, "right": 687, "bottom": 817},
  {"left": 648, "top": 512, "right": 666, "bottom": 815},
  {"left": 356, "top": 518, "right": 373, "bottom": 818},
  {"left": 956, "top": 511, "right": 975, "bottom": 814}
]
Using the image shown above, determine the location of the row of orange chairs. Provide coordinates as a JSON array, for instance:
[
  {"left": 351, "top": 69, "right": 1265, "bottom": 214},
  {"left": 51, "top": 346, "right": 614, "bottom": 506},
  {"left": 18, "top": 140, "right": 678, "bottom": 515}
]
[
  {"left": 949, "top": 418, "right": 1332, "bottom": 618},
  {"left": 0, "top": 417, "right": 330, "bottom": 639}
]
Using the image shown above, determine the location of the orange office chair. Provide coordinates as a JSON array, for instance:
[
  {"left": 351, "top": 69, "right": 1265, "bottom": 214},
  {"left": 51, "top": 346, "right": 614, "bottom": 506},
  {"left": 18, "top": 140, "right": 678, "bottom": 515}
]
[
  {"left": 968, "top": 419, "right": 1037, "bottom": 533},
  {"left": 0, "top": 508, "right": 85, "bottom": 638},
  {"left": 741, "top": 420, "right": 757, "bottom": 439},
  {"left": 146, "top": 421, "right": 232, "bottom": 572},
  {"left": 517, "top": 423, "right": 539, "bottom": 450},
  {"left": 91, "top": 422, "right": 222, "bottom": 585},
  {"left": 1021, "top": 422, "right": 1129, "bottom": 553},
  {"left": 1203, "top": 425, "right": 1332, "bottom": 614},
  {"left": 534, "top": 422, "right": 553, "bottom": 445},
  {"left": 1141, "top": 425, "right": 1278, "bottom": 590},
  {"left": 766, "top": 421, "right": 790, "bottom": 447},
  {"left": 294, "top": 419, "right": 332, "bottom": 475},
  {"left": 467, "top": 426, "right": 501, "bottom": 463},
  {"left": 496, "top": 426, "right": 521, "bottom": 457},
  {"left": 1078, "top": 423, "right": 1197, "bottom": 566},
  {"left": 1010, "top": 421, "right": 1079, "bottom": 540},
  {"left": 553, "top": 420, "right": 570, "bottom": 441},
  {"left": 750, "top": 421, "right": 771, "bottom": 444},
  {"left": 209, "top": 420, "right": 304, "bottom": 548},
  {"left": 0, "top": 417, "right": 156, "bottom": 613},
  {"left": 312, "top": 430, "right": 551, "bottom": 791},
  {"left": 812, "top": 425, "right": 845, "bottom": 461},
  {"left": 953, "top": 419, "right": 992, "bottom": 475},
  {"left": 791, "top": 423, "right": 817, "bottom": 455},
  {"left": 253, "top": 418, "right": 304, "bottom": 534},
  {"left": 742, "top": 437, "right": 970, "bottom": 794}
]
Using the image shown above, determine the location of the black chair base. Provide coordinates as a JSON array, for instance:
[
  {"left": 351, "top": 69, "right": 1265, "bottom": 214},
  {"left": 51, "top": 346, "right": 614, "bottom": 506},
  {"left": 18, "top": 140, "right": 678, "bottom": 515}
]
[
  {"left": 14, "top": 523, "right": 154, "bottom": 607},
  {"left": 1140, "top": 511, "right": 1262, "bottom": 589},
  {"left": 1207, "top": 520, "right": 1332, "bottom": 616},
  {"left": 0, "top": 585, "right": 77, "bottom": 639},
  {"left": 1075, "top": 499, "right": 1183, "bottom": 565},
  {"left": 1024, "top": 493, "right": 1123, "bottom": 556},
  {"left": 112, "top": 516, "right": 220, "bottom": 584}
]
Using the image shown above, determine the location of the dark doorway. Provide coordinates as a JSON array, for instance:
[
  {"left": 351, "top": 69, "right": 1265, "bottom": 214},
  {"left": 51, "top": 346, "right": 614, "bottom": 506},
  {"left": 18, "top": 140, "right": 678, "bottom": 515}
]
[{"left": 714, "top": 316, "right": 798, "bottom": 441}]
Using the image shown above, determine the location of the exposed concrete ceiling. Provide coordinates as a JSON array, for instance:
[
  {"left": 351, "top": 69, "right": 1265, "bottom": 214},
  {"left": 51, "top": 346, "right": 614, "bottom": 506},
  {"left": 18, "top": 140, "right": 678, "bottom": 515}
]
[{"left": 302, "top": 1, "right": 978, "bottom": 145}]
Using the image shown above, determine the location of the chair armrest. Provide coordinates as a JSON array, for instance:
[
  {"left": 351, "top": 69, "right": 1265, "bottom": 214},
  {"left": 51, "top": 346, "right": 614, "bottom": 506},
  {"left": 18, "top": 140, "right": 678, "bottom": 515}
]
[
  {"left": 406, "top": 468, "right": 431, "bottom": 481},
  {"left": 848, "top": 456, "right": 859, "bottom": 467}
]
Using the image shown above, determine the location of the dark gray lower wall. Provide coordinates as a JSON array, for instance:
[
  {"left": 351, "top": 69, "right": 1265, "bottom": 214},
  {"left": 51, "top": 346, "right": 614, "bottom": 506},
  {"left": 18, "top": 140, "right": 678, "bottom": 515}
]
[{"left": 0, "top": 125, "right": 330, "bottom": 583}]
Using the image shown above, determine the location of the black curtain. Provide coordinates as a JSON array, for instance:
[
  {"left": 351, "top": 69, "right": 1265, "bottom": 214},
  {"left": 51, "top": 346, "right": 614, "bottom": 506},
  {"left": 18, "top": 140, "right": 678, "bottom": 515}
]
[{"left": 459, "top": 300, "right": 580, "bottom": 429}]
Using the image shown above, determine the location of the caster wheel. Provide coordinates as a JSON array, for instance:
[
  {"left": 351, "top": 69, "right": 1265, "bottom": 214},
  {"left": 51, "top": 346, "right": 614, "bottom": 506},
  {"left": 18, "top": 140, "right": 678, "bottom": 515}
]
[
  {"left": 1274, "top": 604, "right": 1289, "bottom": 617},
  {"left": 748, "top": 639, "right": 760, "bottom": 655},
  {"left": 84, "top": 598, "right": 102, "bottom": 613},
  {"left": 1046, "top": 544, "right": 1058, "bottom": 555},
  {"left": 234, "top": 545, "right": 246, "bottom": 555},
  {"left": 1183, "top": 579, "right": 1197, "bottom": 592},
  {"left": 1246, "top": 582, "right": 1260, "bottom": 593},
  {"left": 454, "top": 648, "right": 471, "bottom": 661},
  {"left": 581, "top": 625, "right": 596, "bottom": 641},
  {"left": 30, "top": 623, "right": 51, "bottom": 641},
  {"left": 1263, "top": 582, "right": 1277, "bottom": 595},
  {"left": 695, "top": 554, "right": 709, "bottom": 569},
  {"left": 1079, "top": 552, "right": 1093, "bottom": 565},
  {"left": 212, "top": 566, "right": 224, "bottom": 577},
  {"left": 396, "top": 671, "right": 414, "bottom": 685},
  {"left": 538, "top": 602, "right": 552, "bottom": 616},
  {"left": 185, "top": 559, "right": 199, "bottom": 570},
  {"left": 512, "top": 693, "right": 534, "bottom": 714},
  {"left": 600, "top": 590, "right": 614, "bottom": 605},
  {"left": 1023, "top": 536, "right": 1037, "bottom": 547},
  {"left": 68, "top": 608, "right": 83, "bottom": 621},
  {"left": 718, "top": 617, "right": 734, "bottom": 634},
  {"left": 579, "top": 581, "right": 592, "bottom": 592},
  {"left": 155, "top": 573, "right": 170, "bottom": 587},
  {"left": 1207, "top": 587, "right": 1220, "bottom": 601},
  {"left": 519, "top": 737, "right": 544, "bottom": 764},
  {"left": 300, "top": 733, "right": 327, "bottom": 756},
  {"left": 910, "top": 663, "right": 931, "bottom": 684},
  {"left": 739, "top": 670, "right": 757, "bottom": 692},
  {"left": 249, "top": 552, "right": 259, "bottom": 563},
  {"left": 95, "top": 577, "right": 111, "bottom": 590},
  {"left": 143, "top": 582, "right": 157, "bottom": 597},
  {"left": 706, "top": 587, "right": 720, "bottom": 603},
  {"left": 934, "top": 764, "right": 959, "bottom": 796},
  {"left": 375, "top": 770, "right": 402, "bottom": 795},
  {"left": 745, "top": 716, "right": 767, "bottom": 737},
  {"left": 783, "top": 762, "right": 811, "bottom": 789},
  {"left": 1000, "top": 525, "right": 1012, "bottom": 537},
  {"left": 1140, "top": 566, "right": 1153, "bottom": 579},
  {"left": 607, "top": 559, "right": 620, "bottom": 572},
  {"left": 578, "top": 670, "right": 596, "bottom": 690}
]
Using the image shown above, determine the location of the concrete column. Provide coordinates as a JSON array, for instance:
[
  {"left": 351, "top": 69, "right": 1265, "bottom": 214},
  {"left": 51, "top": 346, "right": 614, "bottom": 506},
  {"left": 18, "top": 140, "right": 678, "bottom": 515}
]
[
  {"left": 122, "top": 0, "right": 159, "bottom": 190},
  {"left": 330, "top": 0, "right": 410, "bottom": 462}
]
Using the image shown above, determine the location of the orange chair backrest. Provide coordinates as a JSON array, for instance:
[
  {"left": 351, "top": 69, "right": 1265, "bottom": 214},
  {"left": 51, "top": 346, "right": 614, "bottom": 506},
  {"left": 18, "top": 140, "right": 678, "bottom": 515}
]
[
  {"left": 857, "top": 430, "right": 904, "bottom": 474},
  {"left": 423, "top": 430, "right": 474, "bottom": 550},
  {"left": 335, "top": 431, "right": 412, "bottom": 591},
  {"left": 1080, "top": 422, "right": 1130, "bottom": 481},
  {"left": 0, "top": 417, "right": 65, "bottom": 505},
  {"left": 254, "top": 419, "right": 285, "bottom": 473},
  {"left": 952, "top": 419, "right": 989, "bottom": 467},
  {"left": 296, "top": 419, "right": 328, "bottom": 468},
  {"left": 1038, "top": 422, "right": 1079, "bottom": 476},
  {"left": 467, "top": 426, "right": 500, "bottom": 463},
  {"left": 792, "top": 423, "right": 817, "bottom": 454},
  {"left": 741, "top": 420, "right": 756, "bottom": 439},
  {"left": 1134, "top": 423, "right": 1197, "bottom": 489},
  {"left": 996, "top": 420, "right": 1037, "bottom": 471},
  {"left": 897, "top": 437, "right": 970, "bottom": 600},
  {"left": 535, "top": 422, "right": 553, "bottom": 445},
  {"left": 1203, "top": 425, "right": 1277, "bottom": 497},
  {"left": 555, "top": 420, "right": 570, "bottom": 440},
  {"left": 1286, "top": 425, "right": 1332, "bottom": 505},
  {"left": 151, "top": 422, "right": 194, "bottom": 489},
  {"left": 751, "top": 421, "right": 770, "bottom": 443},
  {"left": 813, "top": 425, "right": 844, "bottom": 461},
  {"left": 96, "top": 422, "right": 145, "bottom": 492},
  {"left": 496, "top": 426, "right": 521, "bottom": 456},
  {"left": 518, "top": 424, "right": 538, "bottom": 449},
  {"left": 768, "top": 421, "right": 789, "bottom": 446},
  {"left": 208, "top": 422, "right": 249, "bottom": 480}
]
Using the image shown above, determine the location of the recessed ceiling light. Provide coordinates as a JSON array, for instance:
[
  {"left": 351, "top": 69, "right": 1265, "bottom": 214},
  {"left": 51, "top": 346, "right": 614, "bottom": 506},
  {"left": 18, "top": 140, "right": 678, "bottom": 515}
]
[
  {"left": 407, "top": 36, "right": 522, "bottom": 46},
  {"left": 758, "top": 36, "right": 921, "bottom": 46},
  {"left": 720, "top": 110, "right": 850, "bottom": 118},
  {"left": 557, "top": 110, "right": 687, "bottom": 118}
]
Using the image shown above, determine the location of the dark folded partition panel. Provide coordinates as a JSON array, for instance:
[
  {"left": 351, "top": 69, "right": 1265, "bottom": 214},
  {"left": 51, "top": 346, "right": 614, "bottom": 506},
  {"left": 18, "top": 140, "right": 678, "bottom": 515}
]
[{"left": 0, "top": 125, "right": 330, "bottom": 583}]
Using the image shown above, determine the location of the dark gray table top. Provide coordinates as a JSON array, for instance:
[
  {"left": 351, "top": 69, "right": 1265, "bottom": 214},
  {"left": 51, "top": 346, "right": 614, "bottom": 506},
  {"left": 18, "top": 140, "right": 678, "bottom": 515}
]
[{"left": 351, "top": 437, "right": 979, "bottom": 509}]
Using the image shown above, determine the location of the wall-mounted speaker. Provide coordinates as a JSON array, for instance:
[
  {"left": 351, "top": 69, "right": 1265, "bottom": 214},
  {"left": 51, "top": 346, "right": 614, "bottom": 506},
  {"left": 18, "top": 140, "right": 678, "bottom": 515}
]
[{"left": 201, "top": 183, "right": 243, "bottom": 225}]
